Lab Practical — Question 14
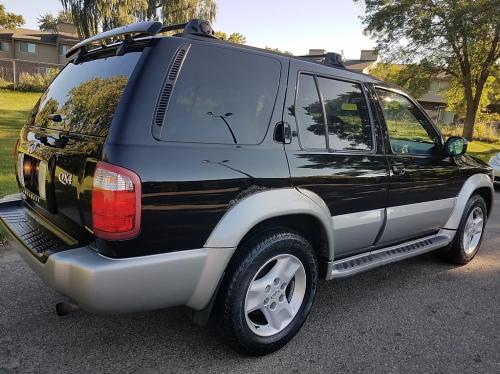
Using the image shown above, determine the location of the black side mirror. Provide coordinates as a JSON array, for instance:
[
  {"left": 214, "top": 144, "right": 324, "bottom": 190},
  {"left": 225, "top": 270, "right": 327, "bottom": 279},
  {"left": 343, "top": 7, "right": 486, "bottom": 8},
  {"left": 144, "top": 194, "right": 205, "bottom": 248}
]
[{"left": 445, "top": 136, "right": 468, "bottom": 157}]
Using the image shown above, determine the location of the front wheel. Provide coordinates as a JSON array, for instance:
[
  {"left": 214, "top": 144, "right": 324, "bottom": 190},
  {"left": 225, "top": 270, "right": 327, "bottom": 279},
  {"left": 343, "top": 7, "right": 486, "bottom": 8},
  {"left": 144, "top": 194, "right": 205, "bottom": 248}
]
[
  {"left": 442, "top": 194, "right": 487, "bottom": 265},
  {"left": 218, "top": 229, "right": 318, "bottom": 355}
]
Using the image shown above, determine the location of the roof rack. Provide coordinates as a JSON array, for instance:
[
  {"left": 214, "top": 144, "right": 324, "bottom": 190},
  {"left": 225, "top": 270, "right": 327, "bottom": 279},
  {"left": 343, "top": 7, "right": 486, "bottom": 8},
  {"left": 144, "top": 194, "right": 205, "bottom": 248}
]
[
  {"left": 65, "top": 19, "right": 216, "bottom": 59},
  {"left": 297, "top": 52, "right": 345, "bottom": 68}
]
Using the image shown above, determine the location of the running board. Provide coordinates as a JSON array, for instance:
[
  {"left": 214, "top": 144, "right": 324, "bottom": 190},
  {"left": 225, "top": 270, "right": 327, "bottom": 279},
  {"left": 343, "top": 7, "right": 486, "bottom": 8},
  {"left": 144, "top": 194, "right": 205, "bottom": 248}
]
[{"left": 327, "top": 234, "right": 452, "bottom": 279}]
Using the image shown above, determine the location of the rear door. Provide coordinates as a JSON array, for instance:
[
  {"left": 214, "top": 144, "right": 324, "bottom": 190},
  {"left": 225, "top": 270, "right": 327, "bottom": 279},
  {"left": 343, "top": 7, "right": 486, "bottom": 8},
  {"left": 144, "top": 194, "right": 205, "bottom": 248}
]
[
  {"left": 16, "top": 49, "right": 142, "bottom": 238},
  {"left": 284, "top": 61, "right": 390, "bottom": 259},
  {"left": 373, "top": 87, "right": 461, "bottom": 244}
]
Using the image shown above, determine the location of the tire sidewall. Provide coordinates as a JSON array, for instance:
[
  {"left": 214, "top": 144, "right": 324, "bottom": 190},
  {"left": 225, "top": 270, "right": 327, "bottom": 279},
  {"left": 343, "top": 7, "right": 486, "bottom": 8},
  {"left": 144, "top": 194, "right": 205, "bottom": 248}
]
[
  {"left": 228, "top": 231, "right": 318, "bottom": 352},
  {"left": 455, "top": 195, "right": 487, "bottom": 263}
]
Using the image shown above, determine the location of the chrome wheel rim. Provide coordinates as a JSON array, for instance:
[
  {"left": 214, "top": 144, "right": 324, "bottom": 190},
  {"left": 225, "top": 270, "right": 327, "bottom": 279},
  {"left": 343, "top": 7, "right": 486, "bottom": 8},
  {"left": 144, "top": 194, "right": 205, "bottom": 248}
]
[
  {"left": 463, "top": 207, "right": 484, "bottom": 254},
  {"left": 244, "top": 254, "right": 306, "bottom": 337}
]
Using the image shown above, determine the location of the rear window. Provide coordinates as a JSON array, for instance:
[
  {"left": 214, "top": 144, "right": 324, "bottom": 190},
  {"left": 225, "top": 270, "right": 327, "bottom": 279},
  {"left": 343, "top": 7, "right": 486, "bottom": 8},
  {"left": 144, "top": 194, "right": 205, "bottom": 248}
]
[
  {"left": 33, "top": 52, "right": 141, "bottom": 137},
  {"left": 159, "top": 44, "right": 281, "bottom": 144}
]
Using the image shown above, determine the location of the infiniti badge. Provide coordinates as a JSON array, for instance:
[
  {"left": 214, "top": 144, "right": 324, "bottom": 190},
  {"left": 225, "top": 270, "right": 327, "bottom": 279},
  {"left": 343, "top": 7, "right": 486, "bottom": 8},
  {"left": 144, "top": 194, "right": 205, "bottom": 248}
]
[{"left": 28, "top": 142, "right": 38, "bottom": 153}]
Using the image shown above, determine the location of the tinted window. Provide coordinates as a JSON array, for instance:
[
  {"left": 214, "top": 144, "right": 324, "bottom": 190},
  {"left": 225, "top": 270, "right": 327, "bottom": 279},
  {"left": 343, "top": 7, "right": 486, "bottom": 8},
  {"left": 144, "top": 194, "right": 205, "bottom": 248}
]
[
  {"left": 33, "top": 52, "right": 140, "bottom": 137},
  {"left": 295, "top": 74, "right": 326, "bottom": 149},
  {"left": 317, "top": 77, "right": 372, "bottom": 151},
  {"left": 161, "top": 45, "right": 280, "bottom": 144},
  {"left": 376, "top": 89, "right": 440, "bottom": 155}
]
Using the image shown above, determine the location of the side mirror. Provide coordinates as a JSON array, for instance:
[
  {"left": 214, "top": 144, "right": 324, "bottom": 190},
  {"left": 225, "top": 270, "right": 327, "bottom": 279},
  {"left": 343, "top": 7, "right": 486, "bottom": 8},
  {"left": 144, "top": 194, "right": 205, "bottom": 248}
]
[{"left": 445, "top": 136, "right": 468, "bottom": 157}]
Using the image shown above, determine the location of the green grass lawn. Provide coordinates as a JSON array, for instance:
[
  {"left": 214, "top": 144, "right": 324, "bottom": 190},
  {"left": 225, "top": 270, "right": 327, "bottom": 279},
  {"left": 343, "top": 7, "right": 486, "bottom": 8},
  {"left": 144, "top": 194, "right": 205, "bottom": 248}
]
[
  {"left": 0, "top": 89, "right": 40, "bottom": 197},
  {"left": 466, "top": 140, "right": 500, "bottom": 163},
  {"left": 0, "top": 89, "right": 498, "bottom": 199}
]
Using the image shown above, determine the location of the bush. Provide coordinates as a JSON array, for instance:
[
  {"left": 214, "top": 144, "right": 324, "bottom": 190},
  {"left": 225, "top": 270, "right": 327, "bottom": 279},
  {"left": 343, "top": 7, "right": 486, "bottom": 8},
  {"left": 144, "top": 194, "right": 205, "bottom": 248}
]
[
  {"left": 16, "top": 68, "right": 59, "bottom": 92},
  {"left": 0, "top": 77, "right": 13, "bottom": 89},
  {"left": 437, "top": 121, "right": 499, "bottom": 143}
]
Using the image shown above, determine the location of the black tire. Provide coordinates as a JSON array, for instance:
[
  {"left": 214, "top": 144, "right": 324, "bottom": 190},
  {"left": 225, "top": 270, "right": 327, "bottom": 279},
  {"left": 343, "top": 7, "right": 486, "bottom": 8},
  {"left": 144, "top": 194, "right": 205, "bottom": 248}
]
[
  {"left": 217, "top": 228, "right": 318, "bottom": 355},
  {"left": 441, "top": 194, "right": 487, "bottom": 265}
]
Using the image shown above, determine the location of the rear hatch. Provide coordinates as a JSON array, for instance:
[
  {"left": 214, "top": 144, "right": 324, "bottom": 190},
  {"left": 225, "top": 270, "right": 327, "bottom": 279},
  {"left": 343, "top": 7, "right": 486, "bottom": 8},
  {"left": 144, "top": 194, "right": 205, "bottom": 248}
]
[{"left": 16, "top": 47, "right": 143, "bottom": 240}]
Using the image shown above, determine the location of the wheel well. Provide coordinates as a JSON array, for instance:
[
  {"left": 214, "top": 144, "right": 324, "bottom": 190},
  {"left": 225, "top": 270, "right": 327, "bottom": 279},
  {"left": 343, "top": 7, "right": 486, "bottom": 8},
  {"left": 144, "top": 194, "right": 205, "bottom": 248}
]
[
  {"left": 473, "top": 187, "right": 492, "bottom": 217},
  {"left": 237, "top": 214, "right": 330, "bottom": 274}
]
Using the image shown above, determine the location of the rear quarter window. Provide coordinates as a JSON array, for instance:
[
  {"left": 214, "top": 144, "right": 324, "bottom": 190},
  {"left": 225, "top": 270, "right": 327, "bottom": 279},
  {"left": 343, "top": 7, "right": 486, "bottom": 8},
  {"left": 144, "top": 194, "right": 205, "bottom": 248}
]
[{"left": 159, "top": 44, "right": 281, "bottom": 144}]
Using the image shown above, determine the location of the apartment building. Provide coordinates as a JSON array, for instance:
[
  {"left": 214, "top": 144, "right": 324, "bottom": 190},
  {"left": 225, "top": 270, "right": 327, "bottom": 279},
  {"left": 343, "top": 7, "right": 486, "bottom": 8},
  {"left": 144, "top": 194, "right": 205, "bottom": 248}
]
[{"left": 0, "top": 23, "right": 79, "bottom": 83}]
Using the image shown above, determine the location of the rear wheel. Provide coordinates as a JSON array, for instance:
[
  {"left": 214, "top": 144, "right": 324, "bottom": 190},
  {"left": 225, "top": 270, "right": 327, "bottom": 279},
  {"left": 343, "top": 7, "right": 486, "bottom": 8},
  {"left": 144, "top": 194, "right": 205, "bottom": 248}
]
[
  {"left": 217, "top": 228, "right": 318, "bottom": 355},
  {"left": 442, "top": 194, "right": 487, "bottom": 265}
]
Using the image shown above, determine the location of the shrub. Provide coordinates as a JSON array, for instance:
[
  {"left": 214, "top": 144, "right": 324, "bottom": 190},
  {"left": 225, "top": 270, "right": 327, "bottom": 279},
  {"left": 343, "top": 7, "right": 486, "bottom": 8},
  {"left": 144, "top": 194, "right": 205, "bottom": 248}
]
[
  {"left": 0, "top": 77, "right": 13, "bottom": 89},
  {"left": 16, "top": 68, "right": 59, "bottom": 92}
]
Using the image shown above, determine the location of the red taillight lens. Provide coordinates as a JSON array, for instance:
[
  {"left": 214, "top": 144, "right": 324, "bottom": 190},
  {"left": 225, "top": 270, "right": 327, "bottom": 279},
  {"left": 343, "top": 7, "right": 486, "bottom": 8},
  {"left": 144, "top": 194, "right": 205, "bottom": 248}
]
[{"left": 91, "top": 162, "right": 141, "bottom": 240}]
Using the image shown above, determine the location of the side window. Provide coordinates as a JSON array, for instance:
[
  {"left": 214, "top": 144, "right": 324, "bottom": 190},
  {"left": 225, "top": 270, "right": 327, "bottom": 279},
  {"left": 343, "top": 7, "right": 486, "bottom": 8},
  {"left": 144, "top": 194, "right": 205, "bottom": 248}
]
[
  {"left": 376, "top": 89, "right": 441, "bottom": 155},
  {"left": 161, "top": 45, "right": 281, "bottom": 144},
  {"left": 317, "top": 77, "right": 372, "bottom": 151},
  {"left": 295, "top": 74, "right": 326, "bottom": 149}
]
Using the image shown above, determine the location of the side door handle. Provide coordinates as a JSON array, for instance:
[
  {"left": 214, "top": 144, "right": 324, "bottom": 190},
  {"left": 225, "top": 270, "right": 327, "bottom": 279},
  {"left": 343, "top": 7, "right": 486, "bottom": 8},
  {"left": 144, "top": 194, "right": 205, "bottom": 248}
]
[{"left": 392, "top": 162, "right": 406, "bottom": 175}]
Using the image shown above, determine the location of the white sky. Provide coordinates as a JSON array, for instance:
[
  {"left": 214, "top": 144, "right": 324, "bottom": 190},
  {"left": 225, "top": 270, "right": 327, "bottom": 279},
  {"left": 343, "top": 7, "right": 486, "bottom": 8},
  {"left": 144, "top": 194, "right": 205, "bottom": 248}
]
[{"left": 2, "top": 0, "right": 375, "bottom": 59}]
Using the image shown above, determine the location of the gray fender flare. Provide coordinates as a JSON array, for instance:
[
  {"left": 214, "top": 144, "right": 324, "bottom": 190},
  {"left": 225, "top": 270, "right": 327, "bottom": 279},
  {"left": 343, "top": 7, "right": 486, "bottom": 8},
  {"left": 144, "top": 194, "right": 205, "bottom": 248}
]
[
  {"left": 204, "top": 187, "right": 333, "bottom": 251},
  {"left": 443, "top": 173, "right": 494, "bottom": 230},
  {"left": 187, "top": 188, "right": 333, "bottom": 310}
]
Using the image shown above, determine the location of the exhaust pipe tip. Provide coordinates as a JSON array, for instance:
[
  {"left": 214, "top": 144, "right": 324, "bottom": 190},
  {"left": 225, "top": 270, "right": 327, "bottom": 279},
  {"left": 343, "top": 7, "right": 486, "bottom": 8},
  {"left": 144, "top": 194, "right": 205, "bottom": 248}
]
[{"left": 56, "top": 302, "right": 80, "bottom": 316}]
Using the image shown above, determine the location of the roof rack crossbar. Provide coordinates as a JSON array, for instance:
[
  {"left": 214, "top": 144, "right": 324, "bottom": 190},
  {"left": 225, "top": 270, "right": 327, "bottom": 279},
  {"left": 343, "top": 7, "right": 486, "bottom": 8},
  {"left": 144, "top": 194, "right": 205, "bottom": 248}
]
[{"left": 160, "top": 22, "right": 188, "bottom": 33}]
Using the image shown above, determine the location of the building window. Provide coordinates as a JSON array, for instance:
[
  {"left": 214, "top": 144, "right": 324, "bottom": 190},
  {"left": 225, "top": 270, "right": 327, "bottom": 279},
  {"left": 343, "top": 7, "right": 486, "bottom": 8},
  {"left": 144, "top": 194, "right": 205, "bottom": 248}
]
[
  {"left": 0, "top": 41, "right": 10, "bottom": 52},
  {"left": 20, "top": 42, "right": 36, "bottom": 54},
  {"left": 37, "top": 66, "right": 48, "bottom": 75},
  {"left": 58, "top": 44, "right": 69, "bottom": 56}
]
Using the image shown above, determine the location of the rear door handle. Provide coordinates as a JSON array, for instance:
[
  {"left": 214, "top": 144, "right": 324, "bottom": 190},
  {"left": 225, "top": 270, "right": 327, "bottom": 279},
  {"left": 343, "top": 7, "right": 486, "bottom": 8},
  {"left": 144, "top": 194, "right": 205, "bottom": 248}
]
[{"left": 392, "top": 162, "right": 406, "bottom": 175}]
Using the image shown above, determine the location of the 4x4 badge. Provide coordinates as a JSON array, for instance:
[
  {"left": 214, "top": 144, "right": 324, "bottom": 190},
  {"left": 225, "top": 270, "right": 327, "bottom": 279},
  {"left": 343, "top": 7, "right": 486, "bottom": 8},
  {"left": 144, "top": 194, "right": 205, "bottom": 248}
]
[{"left": 58, "top": 171, "right": 73, "bottom": 185}]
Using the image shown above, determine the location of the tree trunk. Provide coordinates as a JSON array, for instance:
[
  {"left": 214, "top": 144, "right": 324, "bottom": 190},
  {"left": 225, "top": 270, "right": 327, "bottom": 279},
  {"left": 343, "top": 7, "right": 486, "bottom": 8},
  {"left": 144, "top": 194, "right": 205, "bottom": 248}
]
[
  {"left": 461, "top": 80, "right": 477, "bottom": 141},
  {"left": 462, "top": 105, "right": 477, "bottom": 141}
]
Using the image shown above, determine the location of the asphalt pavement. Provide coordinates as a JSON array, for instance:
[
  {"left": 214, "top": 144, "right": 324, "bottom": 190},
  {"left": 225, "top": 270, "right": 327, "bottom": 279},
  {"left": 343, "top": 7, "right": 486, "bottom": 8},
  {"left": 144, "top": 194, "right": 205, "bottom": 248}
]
[{"left": 1, "top": 190, "right": 499, "bottom": 373}]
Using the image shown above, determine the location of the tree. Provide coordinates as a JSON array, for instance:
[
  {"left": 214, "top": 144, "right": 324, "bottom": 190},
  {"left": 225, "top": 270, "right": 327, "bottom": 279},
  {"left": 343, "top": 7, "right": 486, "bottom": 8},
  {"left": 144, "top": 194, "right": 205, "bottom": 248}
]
[
  {"left": 444, "top": 69, "right": 500, "bottom": 123},
  {"left": 368, "top": 63, "right": 434, "bottom": 98},
  {"left": 60, "top": 0, "right": 216, "bottom": 39},
  {"left": 265, "top": 46, "right": 293, "bottom": 56},
  {"left": 38, "top": 11, "right": 74, "bottom": 32},
  {"left": 356, "top": 0, "right": 500, "bottom": 140},
  {"left": 37, "top": 13, "right": 58, "bottom": 32},
  {"left": 215, "top": 31, "right": 246, "bottom": 44},
  {"left": 0, "top": 4, "right": 24, "bottom": 29}
]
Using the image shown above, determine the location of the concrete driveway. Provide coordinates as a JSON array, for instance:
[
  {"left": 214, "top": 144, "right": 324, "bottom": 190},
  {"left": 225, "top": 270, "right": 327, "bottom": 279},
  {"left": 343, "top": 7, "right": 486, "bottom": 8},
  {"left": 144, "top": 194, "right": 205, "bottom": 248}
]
[{"left": 1, "top": 190, "right": 499, "bottom": 373}]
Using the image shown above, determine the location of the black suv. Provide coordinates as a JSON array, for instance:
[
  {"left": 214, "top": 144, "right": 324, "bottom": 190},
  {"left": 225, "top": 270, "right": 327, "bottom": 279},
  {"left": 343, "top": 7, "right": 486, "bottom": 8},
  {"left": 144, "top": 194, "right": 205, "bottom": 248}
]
[{"left": 0, "top": 19, "right": 494, "bottom": 355}]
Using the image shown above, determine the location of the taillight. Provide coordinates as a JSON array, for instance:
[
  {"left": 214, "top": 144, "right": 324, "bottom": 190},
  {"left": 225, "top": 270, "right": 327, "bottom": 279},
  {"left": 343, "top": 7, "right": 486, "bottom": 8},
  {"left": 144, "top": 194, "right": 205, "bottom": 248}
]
[{"left": 91, "top": 162, "right": 141, "bottom": 240}]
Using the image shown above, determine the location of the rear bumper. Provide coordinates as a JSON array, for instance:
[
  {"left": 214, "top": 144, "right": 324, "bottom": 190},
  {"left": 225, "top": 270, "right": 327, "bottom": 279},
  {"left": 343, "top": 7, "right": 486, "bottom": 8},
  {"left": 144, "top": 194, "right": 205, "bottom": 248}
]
[{"left": 0, "top": 195, "right": 234, "bottom": 313}]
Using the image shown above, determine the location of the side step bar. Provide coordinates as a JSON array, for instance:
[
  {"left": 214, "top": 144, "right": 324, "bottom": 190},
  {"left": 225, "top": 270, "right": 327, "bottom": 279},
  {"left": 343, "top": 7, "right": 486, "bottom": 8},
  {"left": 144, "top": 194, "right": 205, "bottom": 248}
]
[{"left": 327, "top": 234, "right": 452, "bottom": 279}]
